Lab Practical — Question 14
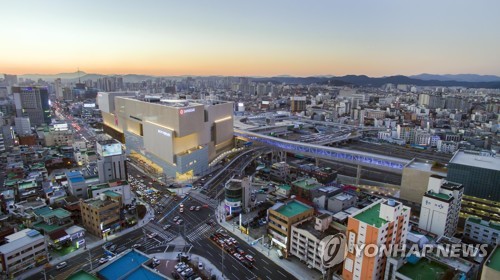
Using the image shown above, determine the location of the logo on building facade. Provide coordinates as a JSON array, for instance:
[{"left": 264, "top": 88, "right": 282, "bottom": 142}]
[
  {"left": 321, "top": 233, "right": 347, "bottom": 268},
  {"left": 179, "top": 108, "right": 195, "bottom": 115}
]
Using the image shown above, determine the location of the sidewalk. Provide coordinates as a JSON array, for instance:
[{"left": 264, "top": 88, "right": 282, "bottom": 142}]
[
  {"left": 216, "top": 203, "right": 322, "bottom": 280},
  {"left": 18, "top": 200, "right": 154, "bottom": 280}
]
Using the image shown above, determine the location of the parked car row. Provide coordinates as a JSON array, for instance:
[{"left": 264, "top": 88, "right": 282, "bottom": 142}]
[
  {"left": 173, "top": 260, "right": 202, "bottom": 280},
  {"left": 210, "top": 232, "right": 254, "bottom": 269}
]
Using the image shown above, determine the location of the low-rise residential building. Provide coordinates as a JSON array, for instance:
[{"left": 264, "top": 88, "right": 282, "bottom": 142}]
[
  {"left": 0, "top": 229, "right": 48, "bottom": 278},
  {"left": 32, "top": 206, "right": 74, "bottom": 235},
  {"left": 275, "top": 184, "right": 291, "bottom": 197},
  {"left": 267, "top": 200, "right": 314, "bottom": 257},
  {"left": 291, "top": 177, "right": 323, "bottom": 201},
  {"left": 464, "top": 217, "right": 500, "bottom": 246},
  {"left": 87, "top": 179, "right": 132, "bottom": 205},
  {"left": 270, "top": 162, "right": 289, "bottom": 182},
  {"left": 328, "top": 192, "right": 358, "bottom": 213},
  {"left": 290, "top": 214, "right": 342, "bottom": 274},
  {"left": 81, "top": 191, "right": 122, "bottom": 239}
]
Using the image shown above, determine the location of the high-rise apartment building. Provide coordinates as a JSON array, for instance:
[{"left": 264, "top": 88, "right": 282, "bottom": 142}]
[
  {"left": 418, "top": 175, "right": 463, "bottom": 237},
  {"left": 291, "top": 96, "right": 307, "bottom": 113},
  {"left": 343, "top": 199, "right": 410, "bottom": 280},
  {"left": 54, "top": 78, "right": 63, "bottom": 100},
  {"left": 12, "top": 86, "right": 51, "bottom": 126}
]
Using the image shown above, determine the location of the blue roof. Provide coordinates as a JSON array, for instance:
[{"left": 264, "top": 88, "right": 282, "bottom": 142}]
[
  {"left": 98, "top": 250, "right": 149, "bottom": 280},
  {"left": 125, "top": 267, "right": 166, "bottom": 280},
  {"left": 69, "top": 176, "right": 85, "bottom": 183},
  {"left": 66, "top": 171, "right": 82, "bottom": 177}
]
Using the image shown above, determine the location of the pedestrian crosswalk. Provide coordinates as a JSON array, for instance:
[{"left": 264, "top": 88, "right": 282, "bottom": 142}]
[
  {"left": 189, "top": 192, "right": 218, "bottom": 208},
  {"left": 145, "top": 222, "right": 176, "bottom": 241},
  {"left": 185, "top": 223, "right": 217, "bottom": 242}
]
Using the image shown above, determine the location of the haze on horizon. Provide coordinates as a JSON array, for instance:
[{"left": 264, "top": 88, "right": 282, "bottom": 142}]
[{"left": 1, "top": 0, "right": 499, "bottom": 77}]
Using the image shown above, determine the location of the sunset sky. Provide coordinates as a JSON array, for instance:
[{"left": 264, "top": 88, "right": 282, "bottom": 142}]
[{"left": 1, "top": 0, "right": 499, "bottom": 77}]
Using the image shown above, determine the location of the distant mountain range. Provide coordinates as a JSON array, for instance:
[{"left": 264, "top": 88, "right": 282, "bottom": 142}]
[
  {"left": 409, "top": 73, "right": 500, "bottom": 82},
  {"left": 17, "top": 72, "right": 500, "bottom": 89}
]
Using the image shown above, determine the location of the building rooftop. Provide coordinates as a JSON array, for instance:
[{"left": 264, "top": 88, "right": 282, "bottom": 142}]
[
  {"left": 276, "top": 200, "right": 313, "bottom": 218},
  {"left": 0, "top": 229, "right": 44, "bottom": 254},
  {"left": 84, "top": 196, "right": 120, "bottom": 208},
  {"left": 332, "top": 193, "right": 354, "bottom": 201},
  {"left": 353, "top": 202, "right": 387, "bottom": 228},
  {"left": 125, "top": 267, "right": 166, "bottom": 280},
  {"left": 279, "top": 184, "right": 291, "bottom": 190},
  {"left": 397, "top": 258, "right": 450, "bottom": 279},
  {"left": 98, "top": 250, "right": 150, "bottom": 280},
  {"left": 295, "top": 218, "right": 339, "bottom": 240},
  {"left": 34, "top": 206, "right": 71, "bottom": 219},
  {"left": 468, "top": 217, "right": 500, "bottom": 231},
  {"left": 425, "top": 191, "right": 453, "bottom": 201},
  {"left": 487, "top": 246, "right": 500, "bottom": 272},
  {"left": 450, "top": 150, "right": 500, "bottom": 171},
  {"left": 103, "top": 190, "right": 121, "bottom": 197},
  {"left": 404, "top": 158, "right": 447, "bottom": 176},
  {"left": 292, "top": 178, "right": 323, "bottom": 190}
]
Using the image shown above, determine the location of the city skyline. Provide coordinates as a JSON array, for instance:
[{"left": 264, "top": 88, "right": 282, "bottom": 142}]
[{"left": 1, "top": 0, "right": 500, "bottom": 76}]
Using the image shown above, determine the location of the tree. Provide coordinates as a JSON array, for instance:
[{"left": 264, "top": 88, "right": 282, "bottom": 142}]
[{"left": 136, "top": 204, "right": 147, "bottom": 219}]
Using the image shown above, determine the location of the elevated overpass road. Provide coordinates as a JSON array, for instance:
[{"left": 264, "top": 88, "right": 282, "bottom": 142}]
[{"left": 234, "top": 129, "right": 409, "bottom": 174}]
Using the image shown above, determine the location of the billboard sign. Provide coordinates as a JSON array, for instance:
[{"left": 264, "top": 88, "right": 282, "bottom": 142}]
[{"left": 101, "top": 143, "right": 122, "bottom": 157}]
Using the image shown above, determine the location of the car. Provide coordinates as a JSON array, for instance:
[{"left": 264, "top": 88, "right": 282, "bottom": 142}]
[
  {"left": 190, "top": 206, "right": 195, "bottom": 211},
  {"left": 173, "top": 216, "right": 180, "bottom": 222},
  {"left": 99, "top": 257, "right": 108, "bottom": 264},
  {"left": 176, "top": 219, "right": 183, "bottom": 224},
  {"left": 175, "top": 262, "right": 185, "bottom": 269},
  {"left": 153, "top": 258, "right": 160, "bottom": 265},
  {"left": 181, "top": 268, "right": 194, "bottom": 276},
  {"left": 56, "top": 262, "right": 67, "bottom": 270},
  {"left": 132, "top": 244, "right": 141, "bottom": 249},
  {"left": 233, "top": 253, "right": 244, "bottom": 262},
  {"left": 180, "top": 203, "right": 184, "bottom": 208},
  {"left": 245, "top": 255, "right": 255, "bottom": 262},
  {"left": 163, "top": 224, "right": 171, "bottom": 230},
  {"left": 180, "top": 208, "right": 184, "bottom": 213},
  {"left": 236, "top": 247, "right": 245, "bottom": 255},
  {"left": 109, "top": 245, "right": 117, "bottom": 252},
  {"left": 176, "top": 264, "right": 188, "bottom": 272},
  {"left": 150, "top": 217, "right": 155, "bottom": 221},
  {"left": 242, "top": 260, "right": 254, "bottom": 269},
  {"left": 224, "top": 239, "right": 232, "bottom": 246},
  {"left": 195, "top": 206, "right": 201, "bottom": 211}
]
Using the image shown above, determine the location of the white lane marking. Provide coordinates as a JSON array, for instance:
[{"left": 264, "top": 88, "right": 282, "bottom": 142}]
[
  {"left": 278, "top": 270, "right": 286, "bottom": 277},
  {"left": 261, "top": 259, "right": 269, "bottom": 265}
]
